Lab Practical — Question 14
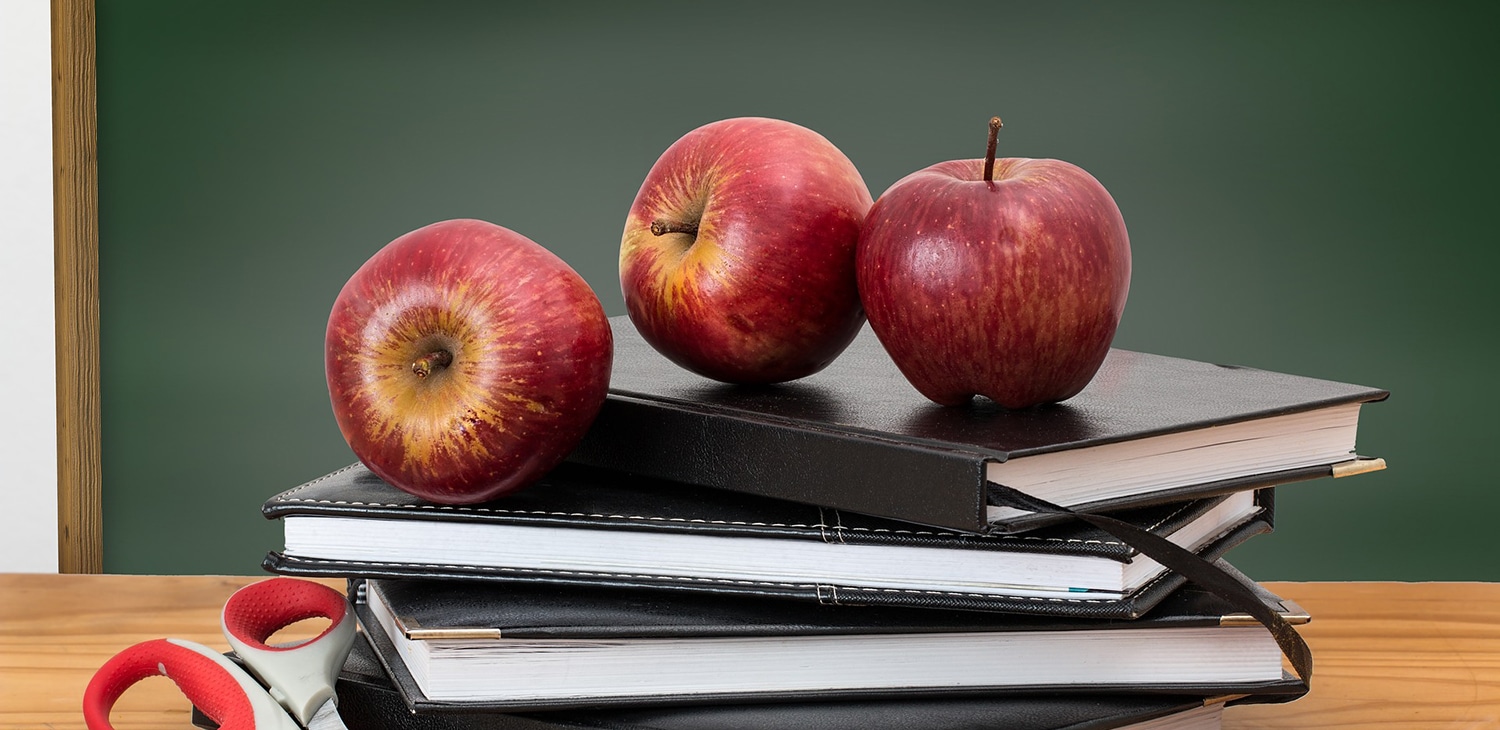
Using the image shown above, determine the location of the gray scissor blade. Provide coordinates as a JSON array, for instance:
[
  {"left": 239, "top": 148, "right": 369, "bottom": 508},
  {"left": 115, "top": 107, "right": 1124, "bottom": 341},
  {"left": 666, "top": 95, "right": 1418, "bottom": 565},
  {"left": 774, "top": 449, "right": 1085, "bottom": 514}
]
[{"left": 305, "top": 700, "right": 348, "bottom": 730}]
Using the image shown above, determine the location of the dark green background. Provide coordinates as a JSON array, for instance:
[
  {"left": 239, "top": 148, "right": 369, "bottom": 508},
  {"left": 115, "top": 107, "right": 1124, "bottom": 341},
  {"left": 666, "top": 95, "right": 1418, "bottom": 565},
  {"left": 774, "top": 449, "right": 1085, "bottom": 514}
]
[{"left": 98, "top": 2, "right": 1498, "bottom": 578}]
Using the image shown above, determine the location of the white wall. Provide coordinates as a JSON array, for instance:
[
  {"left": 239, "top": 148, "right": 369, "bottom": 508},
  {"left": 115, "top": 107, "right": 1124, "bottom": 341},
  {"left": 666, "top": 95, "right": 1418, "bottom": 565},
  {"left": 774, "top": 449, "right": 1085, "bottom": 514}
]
[{"left": 0, "top": 0, "right": 60, "bottom": 573}]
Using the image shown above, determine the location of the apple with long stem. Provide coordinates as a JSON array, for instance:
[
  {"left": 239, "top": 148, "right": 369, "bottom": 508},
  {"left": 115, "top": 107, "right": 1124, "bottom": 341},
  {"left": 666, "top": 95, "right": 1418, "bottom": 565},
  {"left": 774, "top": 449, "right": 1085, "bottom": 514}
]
[
  {"left": 619, "top": 117, "right": 873, "bottom": 384},
  {"left": 325, "top": 219, "right": 612, "bottom": 503},
  {"left": 857, "top": 117, "right": 1131, "bottom": 408}
]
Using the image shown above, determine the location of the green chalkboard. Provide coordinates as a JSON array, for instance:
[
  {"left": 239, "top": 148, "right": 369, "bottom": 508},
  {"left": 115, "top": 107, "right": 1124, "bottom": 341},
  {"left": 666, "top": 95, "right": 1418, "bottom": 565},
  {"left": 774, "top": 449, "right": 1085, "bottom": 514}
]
[{"left": 98, "top": 1, "right": 1499, "bottom": 579}]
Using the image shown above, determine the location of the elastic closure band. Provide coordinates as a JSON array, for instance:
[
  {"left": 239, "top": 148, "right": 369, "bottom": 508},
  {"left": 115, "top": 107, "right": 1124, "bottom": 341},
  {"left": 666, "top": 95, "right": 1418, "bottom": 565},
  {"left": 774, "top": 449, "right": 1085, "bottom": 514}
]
[{"left": 986, "top": 484, "right": 1312, "bottom": 684}]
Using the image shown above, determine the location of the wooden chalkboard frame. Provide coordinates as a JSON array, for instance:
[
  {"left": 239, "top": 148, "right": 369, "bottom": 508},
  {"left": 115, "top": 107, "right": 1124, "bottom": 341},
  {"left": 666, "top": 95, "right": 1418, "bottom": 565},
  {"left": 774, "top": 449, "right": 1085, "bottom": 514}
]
[{"left": 52, "top": 0, "right": 101, "bottom": 573}]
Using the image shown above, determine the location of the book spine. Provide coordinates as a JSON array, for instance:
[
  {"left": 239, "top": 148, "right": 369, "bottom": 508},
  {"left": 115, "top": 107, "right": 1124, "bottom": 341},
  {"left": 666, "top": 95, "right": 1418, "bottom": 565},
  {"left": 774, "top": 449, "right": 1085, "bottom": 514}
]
[{"left": 568, "top": 396, "right": 991, "bottom": 533}]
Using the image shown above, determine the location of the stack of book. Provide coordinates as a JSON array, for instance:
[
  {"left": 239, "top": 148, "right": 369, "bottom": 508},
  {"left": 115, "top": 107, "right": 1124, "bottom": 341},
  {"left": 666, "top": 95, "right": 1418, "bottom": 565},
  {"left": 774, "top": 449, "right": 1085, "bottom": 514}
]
[{"left": 260, "top": 317, "right": 1386, "bottom": 730}]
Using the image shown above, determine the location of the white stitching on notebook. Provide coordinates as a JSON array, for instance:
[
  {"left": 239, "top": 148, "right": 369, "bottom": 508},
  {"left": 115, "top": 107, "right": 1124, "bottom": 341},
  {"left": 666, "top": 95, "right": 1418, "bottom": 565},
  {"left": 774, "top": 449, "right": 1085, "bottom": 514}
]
[
  {"left": 1144, "top": 499, "right": 1198, "bottom": 532},
  {"left": 279, "top": 557, "right": 1118, "bottom": 604},
  {"left": 274, "top": 468, "right": 1239, "bottom": 549},
  {"left": 275, "top": 464, "right": 360, "bottom": 499},
  {"left": 274, "top": 475, "right": 1129, "bottom": 546}
]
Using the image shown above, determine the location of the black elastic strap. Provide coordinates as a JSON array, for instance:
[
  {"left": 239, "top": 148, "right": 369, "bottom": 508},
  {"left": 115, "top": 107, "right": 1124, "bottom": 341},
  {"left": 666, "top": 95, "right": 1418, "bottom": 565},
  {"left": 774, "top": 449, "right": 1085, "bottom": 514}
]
[{"left": 987, "top": 484, "right": 1312, "bottom": 683}]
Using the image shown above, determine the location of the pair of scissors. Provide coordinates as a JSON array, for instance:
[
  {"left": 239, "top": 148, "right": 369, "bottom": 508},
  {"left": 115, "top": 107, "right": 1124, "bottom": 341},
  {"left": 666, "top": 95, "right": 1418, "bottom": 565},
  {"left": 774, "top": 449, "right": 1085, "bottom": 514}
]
[{"left": 83, "top": 577, "right": 356, "bottom": 730}]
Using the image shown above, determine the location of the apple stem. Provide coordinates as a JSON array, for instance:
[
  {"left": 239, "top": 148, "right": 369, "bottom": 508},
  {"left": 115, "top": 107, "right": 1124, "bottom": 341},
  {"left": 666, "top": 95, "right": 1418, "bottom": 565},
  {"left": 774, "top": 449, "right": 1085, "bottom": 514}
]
[
  {"left": 983, "top": 116, "right": 1003, "bottom": 183},
  {"left": 650, "top": 219, "right": 699, "bottom": 237},
  {"left": 411, "top": 349, "right": 453, "bottom": 379}
]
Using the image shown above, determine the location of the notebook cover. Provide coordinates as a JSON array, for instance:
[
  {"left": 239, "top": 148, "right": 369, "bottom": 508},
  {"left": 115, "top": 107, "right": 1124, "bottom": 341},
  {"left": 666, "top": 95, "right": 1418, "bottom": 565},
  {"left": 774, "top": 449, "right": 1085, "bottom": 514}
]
[
  {"left": 265, "top": 461, "right": 1257, "bottom": 558},
  {"left": 193, "top": 636, "right": 1262, "bottom": 729},
  {"left": 567, "top": 316, "right": 1386, "bottom": 533},
  {"left": 352, "top": 563, "right": 1308, "bottom": 713},
  {"left": 360, "top": 560, "right": 1309, "bottom": 639},
  {"left": 262, "top": 462, "right": 1274, "bottom": 618}
]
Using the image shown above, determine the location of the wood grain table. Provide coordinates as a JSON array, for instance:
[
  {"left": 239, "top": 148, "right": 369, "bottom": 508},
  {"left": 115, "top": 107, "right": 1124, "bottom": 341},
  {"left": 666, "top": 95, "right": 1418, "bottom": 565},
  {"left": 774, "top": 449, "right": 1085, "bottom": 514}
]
[{"left": 2, "top": 575, "right": 1497, "bottom": 728}]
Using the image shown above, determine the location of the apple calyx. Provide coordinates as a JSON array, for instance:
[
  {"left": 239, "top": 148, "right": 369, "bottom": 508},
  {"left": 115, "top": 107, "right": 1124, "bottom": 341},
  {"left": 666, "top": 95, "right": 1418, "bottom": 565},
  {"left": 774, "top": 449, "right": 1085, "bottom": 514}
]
[
  {"left": 650, "top": 219, "right": 700, "bottom": 237},
  {"left": 983, "top": 116, "right": 1003, "bottom": 183},
  {"left": 411, "top": 349, "right": 453, "bottom": 379}
]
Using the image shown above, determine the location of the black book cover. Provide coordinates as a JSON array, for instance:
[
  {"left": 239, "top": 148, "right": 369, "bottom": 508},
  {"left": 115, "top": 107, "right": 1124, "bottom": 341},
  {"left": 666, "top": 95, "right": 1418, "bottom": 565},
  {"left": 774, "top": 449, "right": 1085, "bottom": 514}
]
[
  {"left": 350, "top": 562, "right": 1308, "bottom": 712},
  {"left": 263, "top": 462, "right": 1273, "bottom": 619},
  {"left": 568, "top": 316, "right": 1386, "bottom": 533},
  {"left": 194, "top": 636, "right": 1281, "bottom": 730},
  {"left": 363, "top": 563, "right": 1307, "bottom": 638}
]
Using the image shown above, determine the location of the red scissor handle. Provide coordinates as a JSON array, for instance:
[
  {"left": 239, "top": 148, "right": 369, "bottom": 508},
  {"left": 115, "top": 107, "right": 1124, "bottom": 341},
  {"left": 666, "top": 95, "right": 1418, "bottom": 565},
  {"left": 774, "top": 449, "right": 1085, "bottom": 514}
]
[
  {"left": 222, "top": 577, "right": 350, "bottom": 651},
  {"left": 83, "top": 579, "right": 346, "bottom": 730},
  {"left": 221, "top": 578, "right": 355, "bottom": 726},
  {"left": 83, "top": 638, "right": 260, "bottom": 730}
]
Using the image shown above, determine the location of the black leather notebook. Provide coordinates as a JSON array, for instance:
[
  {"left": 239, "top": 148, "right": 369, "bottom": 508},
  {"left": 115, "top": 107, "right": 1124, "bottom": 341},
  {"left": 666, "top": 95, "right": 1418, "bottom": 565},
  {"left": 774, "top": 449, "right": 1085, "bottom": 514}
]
[
  {"left": 568, "top": 317, "right": 1386, "bottom": 533},
  {"left": 263, "top": 462, "right": 1273, "bottom": 618},
  {"left": 349, "top": 563, "right": 1308, "bottom": 712},
  {"left": 194, "top": 635, "right": 1281, "bottom": 729}
]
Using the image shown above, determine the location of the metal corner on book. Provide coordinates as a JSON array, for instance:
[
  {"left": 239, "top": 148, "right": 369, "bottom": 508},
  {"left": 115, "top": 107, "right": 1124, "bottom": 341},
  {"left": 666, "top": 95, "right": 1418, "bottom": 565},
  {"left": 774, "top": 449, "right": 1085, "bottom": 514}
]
[
  {"left": 1331, "top": 457, "right": 1386, "bottom": 478},
  {"left": 1219, "top": 614, "right": 1261, "bottom": 627},
  {"left": 1277, "top": 599, "right": 1313, "bottom": 625},
  {"left": 1221, "top": 599, "right": 1310, "bottom": 627},
  {"left": 405, "top": 627, "right": 505, "bottom": 640}
]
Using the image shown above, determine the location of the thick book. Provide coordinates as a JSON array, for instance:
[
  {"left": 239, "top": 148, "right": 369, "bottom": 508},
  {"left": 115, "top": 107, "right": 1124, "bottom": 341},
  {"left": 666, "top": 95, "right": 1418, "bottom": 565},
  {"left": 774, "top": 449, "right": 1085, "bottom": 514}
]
[
  {"left": 193, "top": 635, "right": 1279, "bottom": 730},
  {"left": 567, "top": 316, "right": 1387, "bottom": 533},
  {"left": 350, "top": 565, "right": 1308, "bottom": 711},
  {"left": 263, "top": 461, "right": 1273, "bottom": 618}
]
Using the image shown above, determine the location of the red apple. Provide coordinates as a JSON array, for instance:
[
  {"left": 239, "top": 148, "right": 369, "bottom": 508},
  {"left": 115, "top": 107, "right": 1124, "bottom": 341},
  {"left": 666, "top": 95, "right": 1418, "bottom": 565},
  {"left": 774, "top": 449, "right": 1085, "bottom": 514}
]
[
  {"left": 857, "top": 117, "right": 1131, "bottom": 408},
  {"left": 326, "top": 219, "right": 612, "bottom": 503},
  {"left": 619, "top": 117, "right": 873, "bottom": 384}
]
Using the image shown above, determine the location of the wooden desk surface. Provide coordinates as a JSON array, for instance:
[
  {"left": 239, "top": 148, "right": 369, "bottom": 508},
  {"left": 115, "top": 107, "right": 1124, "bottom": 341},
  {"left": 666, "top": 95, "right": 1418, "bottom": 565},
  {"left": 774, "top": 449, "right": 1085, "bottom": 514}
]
[{"left": 2, "top": 575, "right": 1497, "bottom": 729}]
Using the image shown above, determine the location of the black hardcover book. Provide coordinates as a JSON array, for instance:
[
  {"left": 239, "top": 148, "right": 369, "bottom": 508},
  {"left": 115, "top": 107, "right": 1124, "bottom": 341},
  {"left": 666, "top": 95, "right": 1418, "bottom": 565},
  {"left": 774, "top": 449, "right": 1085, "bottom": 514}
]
[
  {"left": 349, "top": 562, "right": 1308, "bottom": 712},
  {"left": 194, "top": 636, "right": 1277, "bottom": 730},
  {"left": 568, "top": 317, "right": 1386, "bottom": 533},
  {"left": 264, "top": 462, "right": 1273, "bottom": 618}
]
